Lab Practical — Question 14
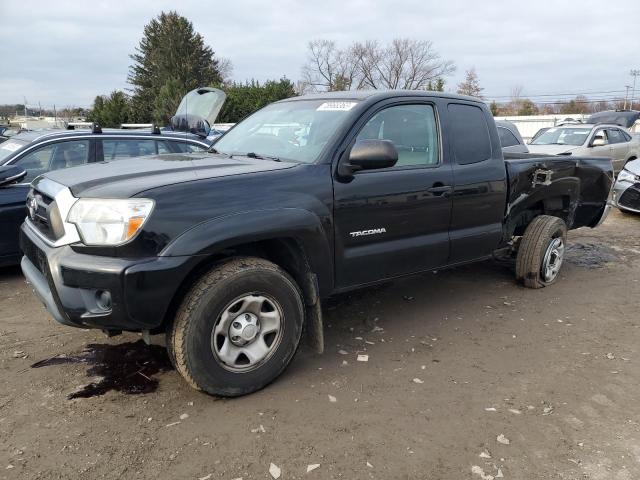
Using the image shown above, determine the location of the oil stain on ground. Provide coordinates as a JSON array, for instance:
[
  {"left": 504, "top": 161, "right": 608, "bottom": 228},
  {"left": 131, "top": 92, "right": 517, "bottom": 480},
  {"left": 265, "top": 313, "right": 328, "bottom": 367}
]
[
  {"left": 31, "top": 340, "right": 173, "bottom": 399},
  {"left": 566, "top": 242, "right": 619, "bottom": 268}
]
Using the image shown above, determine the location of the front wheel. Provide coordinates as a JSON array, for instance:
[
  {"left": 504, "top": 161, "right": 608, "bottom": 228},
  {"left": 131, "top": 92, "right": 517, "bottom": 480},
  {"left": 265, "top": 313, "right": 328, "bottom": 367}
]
[
  {"left": 167, "top": 257, "right": 304, "bottom": 397},
  {"left": 516, "top": 215, "right": 567, "bottom": 289}
]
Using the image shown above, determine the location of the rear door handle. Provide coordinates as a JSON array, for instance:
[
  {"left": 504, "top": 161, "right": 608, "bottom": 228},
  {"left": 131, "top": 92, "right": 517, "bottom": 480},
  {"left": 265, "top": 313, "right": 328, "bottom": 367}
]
[{"left": 427, "top": 185, "right": 453, "bottom": 195}]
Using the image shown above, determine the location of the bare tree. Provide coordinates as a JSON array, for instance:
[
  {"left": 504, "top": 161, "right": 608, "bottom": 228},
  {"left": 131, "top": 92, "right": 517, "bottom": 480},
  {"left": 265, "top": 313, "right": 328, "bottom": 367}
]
[
  {"left": 217, "top": 58, "right": 234, "bottom": 84},
  {"left": 503, "top": 85, "right": 524, "bottom": 114},
  {"left": 301, "top": 40, "right": 363, "bottom": 92},
  {"left": 456, "top": 68, "right": 483, "bottom": 98},
  {"left": 302, "top": 38, "right": 455, "bottom": 92}
]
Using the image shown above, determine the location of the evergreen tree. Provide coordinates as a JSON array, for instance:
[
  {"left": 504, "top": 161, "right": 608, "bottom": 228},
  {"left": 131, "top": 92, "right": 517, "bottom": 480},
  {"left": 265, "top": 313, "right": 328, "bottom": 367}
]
[
  {"left": 425, "top": 78, "right": 445, "bottom": 92},
  {"left": 518, "top": 99, "right": 539, "bottom": 116},
  {"left": 153, "top": 78, "right": 184, "bottom": 125},
  {"left": 128, "top": 11, "right": 223, "bottom": 123},
  {"left": 88, "top": 91, "right": 130, "bottom": 127},
  {"left": 217, "top": 78, "right": 297, "bottom": 123}
]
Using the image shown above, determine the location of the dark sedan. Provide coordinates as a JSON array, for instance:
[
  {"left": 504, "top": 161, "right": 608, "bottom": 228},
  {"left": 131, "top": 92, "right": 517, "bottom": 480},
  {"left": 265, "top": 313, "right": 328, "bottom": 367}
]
[{"left": 0, "top": 126, "right": 210, "bottom": 266}]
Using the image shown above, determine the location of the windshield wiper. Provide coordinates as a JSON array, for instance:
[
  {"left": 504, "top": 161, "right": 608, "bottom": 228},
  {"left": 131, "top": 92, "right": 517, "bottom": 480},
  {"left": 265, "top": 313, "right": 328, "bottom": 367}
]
[{"left": 239, "top": 152, "right": 282, "bottom": 162}]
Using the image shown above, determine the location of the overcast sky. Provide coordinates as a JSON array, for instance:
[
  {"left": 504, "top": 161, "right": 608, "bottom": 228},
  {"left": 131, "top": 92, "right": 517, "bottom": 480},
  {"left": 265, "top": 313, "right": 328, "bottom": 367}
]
[{"left": 1, "top": 0, "right": 639, "bottom": 108}]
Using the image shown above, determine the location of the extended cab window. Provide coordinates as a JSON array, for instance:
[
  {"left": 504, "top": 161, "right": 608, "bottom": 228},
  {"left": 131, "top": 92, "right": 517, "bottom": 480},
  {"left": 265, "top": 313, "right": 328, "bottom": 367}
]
[
  {"left": 356, "top": 104, "right": 439, "bottom": 167},
  {"left": 16, "top": 140, "right": 89, "bottom": 182},
  {"left": 448, "top": 104, "right": 492, "bottom": 164}
]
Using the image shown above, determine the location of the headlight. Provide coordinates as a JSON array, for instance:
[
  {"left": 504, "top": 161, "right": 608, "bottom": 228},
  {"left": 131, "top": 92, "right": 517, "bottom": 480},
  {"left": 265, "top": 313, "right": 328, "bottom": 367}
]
[
  {"left": 67, "top": 198, "right": 154, "bottom": 246},
  {"left": 617, "top": 169, "right": 638, "bottom": 183}
]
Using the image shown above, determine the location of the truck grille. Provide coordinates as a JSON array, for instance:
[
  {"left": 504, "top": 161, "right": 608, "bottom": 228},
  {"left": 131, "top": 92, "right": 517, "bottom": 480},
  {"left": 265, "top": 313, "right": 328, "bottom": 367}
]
[
  {"left": 26, "top": 189, "right": 64, "bottom": 241},
  {"left": 21, "top": 230, "right": 47, "bottom": 275}
]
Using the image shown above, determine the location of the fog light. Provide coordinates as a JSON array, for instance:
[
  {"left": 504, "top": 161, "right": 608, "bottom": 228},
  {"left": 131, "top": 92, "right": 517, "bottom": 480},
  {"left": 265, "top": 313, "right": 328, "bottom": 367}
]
[{"left": 95, "top": 290, "right": 112, "bottom": 311}]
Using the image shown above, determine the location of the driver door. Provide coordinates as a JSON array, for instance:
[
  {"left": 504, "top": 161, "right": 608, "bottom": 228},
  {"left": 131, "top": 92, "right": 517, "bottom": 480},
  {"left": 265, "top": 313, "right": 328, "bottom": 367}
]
[{"left": 333, "top": 101, "right": 453, "bottom": 289}]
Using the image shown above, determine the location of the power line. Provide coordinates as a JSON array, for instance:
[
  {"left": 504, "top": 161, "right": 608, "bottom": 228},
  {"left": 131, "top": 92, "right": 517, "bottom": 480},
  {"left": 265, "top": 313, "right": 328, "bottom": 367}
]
[{"left": 484, "top": 89, "right": 628, "bottom": 99}]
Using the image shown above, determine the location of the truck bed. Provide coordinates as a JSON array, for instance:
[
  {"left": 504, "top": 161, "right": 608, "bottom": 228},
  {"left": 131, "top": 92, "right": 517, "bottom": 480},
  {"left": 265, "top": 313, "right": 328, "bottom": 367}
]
[{"left": 503, "top": 152, "right": 614, "bottom": 236}]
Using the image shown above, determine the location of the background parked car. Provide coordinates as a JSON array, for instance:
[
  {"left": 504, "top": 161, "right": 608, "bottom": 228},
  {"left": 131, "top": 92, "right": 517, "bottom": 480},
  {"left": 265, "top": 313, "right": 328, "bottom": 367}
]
[
  {"left": 496, "top": 120, "right": 529, "bottom": 153},
  {"left": 612, "top": 158, "right": 640, "bottom": 214},
  {"left": 527, "top": 123, "right": 639, "bottom": 172},
  {"left": 587, "top": 110, "right": 640, "bottom": 133},
  {"left": 0, "top": 126, "right": 210, "bottom": 267}
]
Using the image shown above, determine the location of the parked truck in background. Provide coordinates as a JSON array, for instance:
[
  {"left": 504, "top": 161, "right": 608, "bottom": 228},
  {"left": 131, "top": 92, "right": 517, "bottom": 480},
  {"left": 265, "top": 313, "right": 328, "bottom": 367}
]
[{"left": 18, "top": 91, "right": 613, "bottom": 397}]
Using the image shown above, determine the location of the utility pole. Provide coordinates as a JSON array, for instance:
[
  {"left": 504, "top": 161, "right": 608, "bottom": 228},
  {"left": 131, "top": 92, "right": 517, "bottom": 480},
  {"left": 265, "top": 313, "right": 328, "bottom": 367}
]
[
  {"left": 624, "top": 86, "right": 631, "bottom": 110},
  {"left": 23, "top": 97, "right": 28, "bottom": 130},
  {"left": 630, "top": 69, "right": 640, "bottom": 110}
]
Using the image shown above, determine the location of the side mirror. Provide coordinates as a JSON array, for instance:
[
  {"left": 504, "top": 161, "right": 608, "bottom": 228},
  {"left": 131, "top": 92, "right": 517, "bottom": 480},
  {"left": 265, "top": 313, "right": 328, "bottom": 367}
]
[
  {"left": 338, "top": 140, "right": 398, "bottom": 177},
  {"left": 0, "top": 165, "right": 26, "bottom": 187},
  {"left": 591, "top": 135, "right": 606, "bottom": 147}
]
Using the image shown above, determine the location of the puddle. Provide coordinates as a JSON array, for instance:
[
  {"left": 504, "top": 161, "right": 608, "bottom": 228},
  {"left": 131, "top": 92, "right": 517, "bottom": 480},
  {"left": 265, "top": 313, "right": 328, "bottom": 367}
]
[
  {"left": 565, "top": 242, "right": 619, "bottom": 269},
  {"left": 31, "top": 340, "right": 173, "bottom": 399}
]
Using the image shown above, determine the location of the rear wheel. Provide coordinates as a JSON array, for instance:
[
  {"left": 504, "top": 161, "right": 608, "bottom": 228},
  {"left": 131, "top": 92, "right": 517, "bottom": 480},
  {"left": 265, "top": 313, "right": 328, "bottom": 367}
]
[
  {"left": 516, "top": 215, "right": 567, "bottom": 289},
  {"left": 167, "top": 257, "right": 304, "bottom": 397}
]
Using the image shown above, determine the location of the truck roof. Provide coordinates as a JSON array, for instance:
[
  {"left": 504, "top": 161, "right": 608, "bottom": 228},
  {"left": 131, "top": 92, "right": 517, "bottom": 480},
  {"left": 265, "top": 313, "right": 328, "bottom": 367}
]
[{"left": 277, "top": 90, "right": 484, "bottom": 104}]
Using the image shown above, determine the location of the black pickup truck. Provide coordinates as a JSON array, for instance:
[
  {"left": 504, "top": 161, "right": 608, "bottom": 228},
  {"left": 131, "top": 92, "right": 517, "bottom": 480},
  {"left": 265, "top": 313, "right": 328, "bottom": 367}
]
[{"left": 18, "top": 91, "right": 613, "bottom": 396}]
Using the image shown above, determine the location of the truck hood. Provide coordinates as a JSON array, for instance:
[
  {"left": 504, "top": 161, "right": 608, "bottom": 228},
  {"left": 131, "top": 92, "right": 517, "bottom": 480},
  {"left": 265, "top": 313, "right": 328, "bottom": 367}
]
[
  {"left": 527, "top": 144, "right": 580, "bottom": 155},
  {"left": 41, "top": 153, "right": 297, "bottom": 198}
]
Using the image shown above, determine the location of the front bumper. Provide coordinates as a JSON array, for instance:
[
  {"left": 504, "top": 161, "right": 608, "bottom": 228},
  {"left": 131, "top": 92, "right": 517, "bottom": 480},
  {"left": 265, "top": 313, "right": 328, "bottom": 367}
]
[
  {"left": 20, "top": 222, "right": 197, "bottom": 331},
  {"left": 611, "top": 179, "right": 640, "bottom": 213}
]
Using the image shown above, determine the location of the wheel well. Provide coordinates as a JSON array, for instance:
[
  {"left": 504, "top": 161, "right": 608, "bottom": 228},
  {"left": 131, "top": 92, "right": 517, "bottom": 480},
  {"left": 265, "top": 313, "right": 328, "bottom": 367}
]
[
  {"left": 510, "top": 195, "right": 573, "bottom": 237},
  {"left": 156, "top": 238, "right": 317, "bottom": 333}
]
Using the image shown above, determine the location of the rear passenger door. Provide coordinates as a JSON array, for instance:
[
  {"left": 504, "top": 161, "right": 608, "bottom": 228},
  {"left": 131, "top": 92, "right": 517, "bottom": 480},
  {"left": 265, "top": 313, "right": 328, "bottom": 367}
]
[
  {"left": 98, "top": 138, "right": 157, "bottom": 161},
  {"left": 446, "top": 103, "right": 507, "bottom": 264},
  {"left": 333, "top": 100, "right": 453, "bottom": 288},
  {"left": 606, "top": 128, "right": 630, "bottom": 172}
]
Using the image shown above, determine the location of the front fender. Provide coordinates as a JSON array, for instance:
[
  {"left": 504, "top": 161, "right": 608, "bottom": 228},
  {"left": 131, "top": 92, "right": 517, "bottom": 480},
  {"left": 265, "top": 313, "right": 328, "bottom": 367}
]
[{"left": 160, "top": 208, "right": 333, "bottom": 295}]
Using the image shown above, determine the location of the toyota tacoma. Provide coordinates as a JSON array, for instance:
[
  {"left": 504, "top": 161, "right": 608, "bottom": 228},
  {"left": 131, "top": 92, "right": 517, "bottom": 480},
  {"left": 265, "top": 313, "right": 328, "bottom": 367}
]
[{"left": 19, "top": 91, "right": 613, "bottom": 396}]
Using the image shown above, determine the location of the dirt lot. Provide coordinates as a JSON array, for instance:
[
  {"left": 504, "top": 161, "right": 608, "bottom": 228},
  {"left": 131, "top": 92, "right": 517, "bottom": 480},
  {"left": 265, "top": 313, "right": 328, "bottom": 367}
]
[{"left": 1, "top": 210, "right": 640, "bottom": 480}]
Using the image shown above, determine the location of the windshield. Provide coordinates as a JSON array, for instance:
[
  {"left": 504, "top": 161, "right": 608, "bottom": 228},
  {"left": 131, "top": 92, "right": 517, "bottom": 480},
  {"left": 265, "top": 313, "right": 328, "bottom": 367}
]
[
  {"left": 530, "top": 127, "right": 592, "bottom": 146},
  {"left": 213, "top": 99, "right": 359, "bottom": 163},
  {"left": 0, "top": 138, "right": 29, "bottom": 163}
]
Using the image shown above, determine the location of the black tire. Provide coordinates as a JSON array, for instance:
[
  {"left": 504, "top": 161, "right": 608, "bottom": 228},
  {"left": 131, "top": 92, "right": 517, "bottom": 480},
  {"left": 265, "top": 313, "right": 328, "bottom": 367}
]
[
  {"left": 167, "top": 257, "right": 304, "bottom": 397},
  {"left": 515, "top": 215, "right": 567, "bottom": 289}
]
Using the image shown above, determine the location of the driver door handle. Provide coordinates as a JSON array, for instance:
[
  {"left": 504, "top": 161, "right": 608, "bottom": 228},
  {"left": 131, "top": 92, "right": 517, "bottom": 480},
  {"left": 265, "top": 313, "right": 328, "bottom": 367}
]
[{"left": 427, "top": 185, "right": 453, "bottom": 196}]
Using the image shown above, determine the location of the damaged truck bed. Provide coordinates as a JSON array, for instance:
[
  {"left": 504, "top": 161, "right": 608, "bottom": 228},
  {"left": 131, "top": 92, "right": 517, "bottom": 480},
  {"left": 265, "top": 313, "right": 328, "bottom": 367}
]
[{"left": 504, "top": 152, "right": 613, "bottom": 240}]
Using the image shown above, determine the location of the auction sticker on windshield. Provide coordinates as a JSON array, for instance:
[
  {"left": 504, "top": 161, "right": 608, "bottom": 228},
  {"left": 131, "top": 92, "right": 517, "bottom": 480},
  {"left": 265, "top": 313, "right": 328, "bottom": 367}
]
[
  {"left": 1, "top": 143, "right": 22, "bottom": 152},
  {"left": 317, "top": 101, "right": 358, "bottom": 111}
]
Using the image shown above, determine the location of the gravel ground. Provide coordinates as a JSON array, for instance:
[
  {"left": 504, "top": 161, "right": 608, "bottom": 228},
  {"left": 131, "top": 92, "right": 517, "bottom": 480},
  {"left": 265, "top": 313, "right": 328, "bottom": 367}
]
[{"left": 1, "top": 209, "right": 639, "bottom": 480}]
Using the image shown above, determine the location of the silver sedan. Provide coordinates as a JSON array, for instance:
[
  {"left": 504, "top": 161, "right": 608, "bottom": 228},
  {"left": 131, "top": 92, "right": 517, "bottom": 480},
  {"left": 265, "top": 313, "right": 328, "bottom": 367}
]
[{"left": 612, "top": 159, "right": 640, "bottom": 214}]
